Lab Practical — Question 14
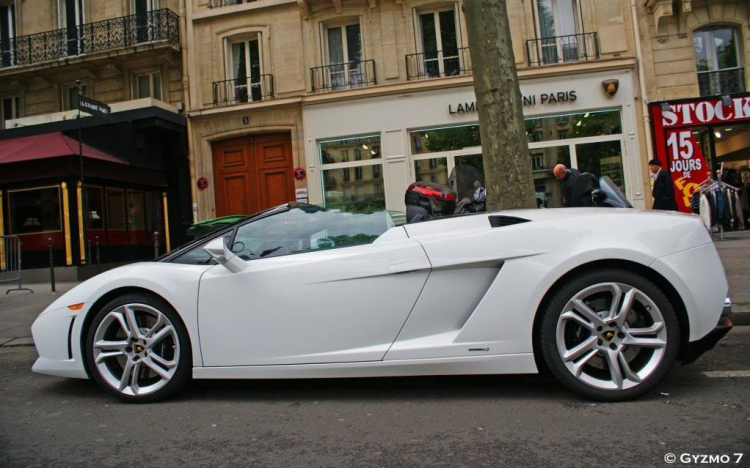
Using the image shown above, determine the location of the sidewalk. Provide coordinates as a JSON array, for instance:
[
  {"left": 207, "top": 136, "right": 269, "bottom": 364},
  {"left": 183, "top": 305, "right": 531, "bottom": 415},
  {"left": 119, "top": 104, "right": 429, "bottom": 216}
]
[
  {"left": 1, "top": 233, "right": 749, "bottom": 345},
  {"left": 0, "top": 282, "right": 79, "bottom": 347}
]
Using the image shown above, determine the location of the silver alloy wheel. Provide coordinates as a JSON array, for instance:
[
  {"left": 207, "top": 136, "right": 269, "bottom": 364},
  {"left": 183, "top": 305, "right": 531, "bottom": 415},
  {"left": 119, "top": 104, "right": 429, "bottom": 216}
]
[
  {"left": 92, "top": 303, "right": 180, "bottom": 397},
  {"left": 555, "top": 282, "right": 667, "bottom": 391}
]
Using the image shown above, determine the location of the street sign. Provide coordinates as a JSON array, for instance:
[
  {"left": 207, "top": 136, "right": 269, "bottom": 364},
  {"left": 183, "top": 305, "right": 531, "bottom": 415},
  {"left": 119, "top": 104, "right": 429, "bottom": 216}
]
[{"left": 78, "top": 96, "right": 111, "bottom": 120}]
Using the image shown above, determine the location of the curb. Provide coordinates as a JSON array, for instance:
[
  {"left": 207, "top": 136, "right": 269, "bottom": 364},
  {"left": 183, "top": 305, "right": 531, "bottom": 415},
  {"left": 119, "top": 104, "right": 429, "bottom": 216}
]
[{"left": 730, "top": 311, "right": 750, "bottom": 327}]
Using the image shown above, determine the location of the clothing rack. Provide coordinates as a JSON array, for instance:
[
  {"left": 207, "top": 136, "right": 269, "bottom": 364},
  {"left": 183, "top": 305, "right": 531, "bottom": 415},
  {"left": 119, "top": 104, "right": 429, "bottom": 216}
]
[{"left": 698, "top": 179, "right": 742, "bottom": 240}]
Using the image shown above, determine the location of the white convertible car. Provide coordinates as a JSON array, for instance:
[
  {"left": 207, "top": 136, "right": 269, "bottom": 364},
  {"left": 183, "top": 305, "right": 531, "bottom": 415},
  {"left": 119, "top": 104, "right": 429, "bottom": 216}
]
[{"left": 31, "top": 203, "right": 732, "bottom": 402}]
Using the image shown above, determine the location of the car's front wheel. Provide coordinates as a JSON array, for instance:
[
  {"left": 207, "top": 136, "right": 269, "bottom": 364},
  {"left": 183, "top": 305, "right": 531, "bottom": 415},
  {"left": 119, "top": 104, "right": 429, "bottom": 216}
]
[
  {"left": 85, "top": 293, "right": 191, "bottom": 403},
  {"left": 540, "top": 268, "right": 680, "bottom": 401}
]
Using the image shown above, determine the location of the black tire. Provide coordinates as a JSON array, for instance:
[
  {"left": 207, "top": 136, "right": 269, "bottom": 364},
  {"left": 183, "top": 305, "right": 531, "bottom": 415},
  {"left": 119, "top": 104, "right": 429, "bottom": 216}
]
[
  {"left": 85, "top": 292, "right": 192, "bottom": 403},
  {"left": 539, "top": 268, "right": 680, "bottom": 401}
]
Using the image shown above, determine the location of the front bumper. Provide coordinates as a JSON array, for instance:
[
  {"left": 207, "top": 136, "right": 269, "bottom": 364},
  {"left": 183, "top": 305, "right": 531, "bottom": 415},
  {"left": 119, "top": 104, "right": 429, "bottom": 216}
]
[{"left": 681, "top": 298, "right": 733, "bottom": 365}]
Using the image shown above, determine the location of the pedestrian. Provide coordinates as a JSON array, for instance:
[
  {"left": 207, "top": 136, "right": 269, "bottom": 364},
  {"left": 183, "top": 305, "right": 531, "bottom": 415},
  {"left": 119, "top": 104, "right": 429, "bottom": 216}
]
[
  {"left": 649, "top": 158, "right": 678, "bottom": 211},
  {"left": 553, "top": 164, "right": 581, "bottom": 207}
]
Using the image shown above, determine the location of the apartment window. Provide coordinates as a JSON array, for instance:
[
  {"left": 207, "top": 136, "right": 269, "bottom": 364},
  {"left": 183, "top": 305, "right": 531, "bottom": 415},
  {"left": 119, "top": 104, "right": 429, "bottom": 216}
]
[
  {"left": 229, "top": 36, "right": 263, "bottom": 102},
  {"left": 1, "top": 3, "right": 16, "bottom": 67},
  {"left": 58, "top": 0, "right": 84, "bottom": 55},
  {"left": 135, "top": 72, "right": 163, "bottom": 100},
  {"left": 1, "top": 96, "right": 20, "bottom": 129},
  {"left": 64, "top": 84, "right": 88, "bottom": 110},
  {"left": 417, "top": 7, "right": 460, "bottom": 78},
  {"left": 325, "top": 22, "right": 363, "bottom": 89},
  {"left": 534, "top": 0, "right": 582, "bottom": 64},
  {"left": 693, "top": 27, "right": 745, "bottom": 96}
]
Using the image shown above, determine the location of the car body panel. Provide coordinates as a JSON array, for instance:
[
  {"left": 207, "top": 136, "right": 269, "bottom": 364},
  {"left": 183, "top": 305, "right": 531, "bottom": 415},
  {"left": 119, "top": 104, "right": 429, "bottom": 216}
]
[{"left": 197, "top": 237, "right": 431, "bottom": 366}]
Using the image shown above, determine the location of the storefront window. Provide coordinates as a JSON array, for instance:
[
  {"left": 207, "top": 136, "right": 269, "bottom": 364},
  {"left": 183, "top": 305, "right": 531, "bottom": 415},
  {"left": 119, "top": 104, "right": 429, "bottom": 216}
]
[
  {"left": 414, "top": 157, "right": 449, "bottom": 185},
  {"left": 411, "top": 125, "right": 481, "bottom": 154},
  {"left": 83, "top": 186, "right": 104, "bottom": 230},
  {"left": 127, "top": 190, "right": 145, "bottom": 231},
  {"left": 320, "top": 135, "right": 384, "bottom": 211},
  {"left": 525, "top": 109, "right": 621, "bottom": 143},
  {"left": 531, "top": 146, "right": 571, "bottom": 208},
  {"left": 713, "top": 123, "right": 750, "bottom": 185},
  {"left": 145, "top": 192, "right": 164, "bottom": 232},
  {"left": 8, "top": 187, "right": 61, "bottom": 234},
  {"left": 321, "top": 135, "right": 381, "bottom": 164},
  {"left": 106, "top": 188, "right": 126, "bottom": 231},
  {"left": 576, "top": 141, "right": 625, "bottom": 191}
]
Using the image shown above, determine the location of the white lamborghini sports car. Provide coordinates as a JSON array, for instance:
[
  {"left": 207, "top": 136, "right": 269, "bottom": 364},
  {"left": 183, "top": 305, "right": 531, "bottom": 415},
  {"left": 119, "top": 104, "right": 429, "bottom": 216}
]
[{"left": 31, "top": 203, "right": 732, "bottom": 403}]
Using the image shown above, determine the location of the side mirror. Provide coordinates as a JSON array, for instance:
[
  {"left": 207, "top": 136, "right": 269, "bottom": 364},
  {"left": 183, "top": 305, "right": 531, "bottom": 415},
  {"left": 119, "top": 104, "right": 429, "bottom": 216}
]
[{"left": 203, "top": 236, "right": 247, "bottom": 273}]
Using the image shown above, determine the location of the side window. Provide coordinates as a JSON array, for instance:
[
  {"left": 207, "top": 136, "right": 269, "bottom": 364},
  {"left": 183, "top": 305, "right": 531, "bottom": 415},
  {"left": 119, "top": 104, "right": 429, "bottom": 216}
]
[{"left": 231, "top": 206, "right": 401, "bottom": 261}]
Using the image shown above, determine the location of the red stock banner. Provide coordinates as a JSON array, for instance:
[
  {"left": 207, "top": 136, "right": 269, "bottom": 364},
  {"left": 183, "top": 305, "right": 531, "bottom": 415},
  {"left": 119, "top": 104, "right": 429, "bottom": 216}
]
[{"left": 651, "top": 96, "right": 750, "bottom": 212}]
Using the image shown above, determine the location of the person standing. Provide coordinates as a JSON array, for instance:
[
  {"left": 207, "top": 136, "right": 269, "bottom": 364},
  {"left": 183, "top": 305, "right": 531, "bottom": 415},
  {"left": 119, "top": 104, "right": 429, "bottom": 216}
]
[
  {"left": 553, "top": 164, "right": 581, "bottom": 207},
  {"left": 649, "top": 158, "right": 678, "bottom": 211}
]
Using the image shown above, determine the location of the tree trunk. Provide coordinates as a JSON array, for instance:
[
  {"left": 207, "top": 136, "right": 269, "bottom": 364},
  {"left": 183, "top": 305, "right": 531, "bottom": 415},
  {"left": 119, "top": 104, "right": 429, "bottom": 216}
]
[{"left": 464, "top": 0, "right": 536, "bottom": 210}]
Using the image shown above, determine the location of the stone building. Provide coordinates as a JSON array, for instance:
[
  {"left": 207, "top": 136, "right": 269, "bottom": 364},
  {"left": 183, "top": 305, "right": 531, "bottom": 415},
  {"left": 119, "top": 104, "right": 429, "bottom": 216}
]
[
  {"left": 0, "top": 0, "right": 192, "bottom": 270},
  {"left": 638, "top": 0, "right": 750, "bottom": 214},
  {"left": 183, "top": 0, "right": 652, "bottom": 220}
]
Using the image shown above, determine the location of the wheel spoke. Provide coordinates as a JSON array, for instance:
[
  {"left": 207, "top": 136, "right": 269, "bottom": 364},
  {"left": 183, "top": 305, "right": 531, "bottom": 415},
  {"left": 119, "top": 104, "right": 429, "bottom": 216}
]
[
  {"left": 617, "top": 351, "right": 642, "bottom": 383},
  {"left": 118, "top": 359, "right": 135, "bottom": 391},
  {"left": 147, "top": 325, "right": 174, "bottom": 348},
  {"left": 94, "top": 340, "right": 129, "bottom": 351},
  {"left": 627, "top": 322, "right": 664, "bottom": 336},
  {"left": 612, "top": 289, "right": 636, "bottom": 327},
  {"left": 130, "top": 362, "right": 141, "bottom": 395},
  {"left": 95, "top": 350, "right": 125, "bottom": 364},
  {"left": 124, "top": 306, "right": 142, "bottom": 340},
  {"left": 560, "top": 311, "right": 596, "bottom": 332},
  {"left": 608, "top": 283, "right": 623, "bottom": 320},
  {"left": 149, "top": 352, "right": 177, "bottom": 369},
  {"left": 605, "top": 349, "right": 624, "bottom": 389},
  {"left": 142, "top": 356, "right": 170, "bottom": 380},
  {"left": 572, "top": 349, "right": 599, "bottom": 377},
  {"left": 113, "top": 312, "right": 131, "bottom": 338},
  {"left": 562, "top": 336, "right": 598, "bottom": 362},
  {"left": 145, "top": 313, "right": 165, "bottom": 338},
  {"left": 623, "top": 335, "right": 666, "bottom": 348},
  {"left": 571, "top": 300, "right": 606, "bottom": 328}
]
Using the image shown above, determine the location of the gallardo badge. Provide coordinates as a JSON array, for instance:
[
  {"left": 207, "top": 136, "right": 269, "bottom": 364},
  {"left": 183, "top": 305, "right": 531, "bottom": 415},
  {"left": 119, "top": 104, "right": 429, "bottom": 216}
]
[{"left": 602, "top": 79, "right": 619, "bottom": 98}]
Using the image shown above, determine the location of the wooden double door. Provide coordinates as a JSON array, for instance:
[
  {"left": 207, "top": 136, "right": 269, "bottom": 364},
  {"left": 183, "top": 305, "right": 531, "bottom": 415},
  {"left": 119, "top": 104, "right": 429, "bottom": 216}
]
[{"left": 212, "top": 133, "right": 295, "bottom": 217}]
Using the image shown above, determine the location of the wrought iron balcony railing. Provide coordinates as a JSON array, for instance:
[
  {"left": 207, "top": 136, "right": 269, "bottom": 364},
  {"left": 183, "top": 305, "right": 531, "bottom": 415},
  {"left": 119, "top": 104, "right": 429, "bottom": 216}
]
[
  {"left": 212, "top": 75, "right": 275, "bottom": 106},
  {"left": 698, "top": 68, "right": 746, "bottom": 97},
  {"left": 310, "top": 59, "right": 376, "bottom": 92},
  {"left": 526, "top": 32, "right": 599, "bottom": 67},
  {"left": 208, "top": 0, "right": 258, "bottom": 7},
  {"left": 0, "top": 9, "right": 179, "bottom": 70},
  {"left": 406, "top": 47, "right": 471, "bottom": 80}
]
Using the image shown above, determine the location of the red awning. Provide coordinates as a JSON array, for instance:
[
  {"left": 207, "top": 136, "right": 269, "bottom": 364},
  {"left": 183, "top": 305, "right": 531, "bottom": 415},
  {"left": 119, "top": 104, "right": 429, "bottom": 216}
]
[{"left": 0, "top": 132, "right": 125, "bottom": 165}]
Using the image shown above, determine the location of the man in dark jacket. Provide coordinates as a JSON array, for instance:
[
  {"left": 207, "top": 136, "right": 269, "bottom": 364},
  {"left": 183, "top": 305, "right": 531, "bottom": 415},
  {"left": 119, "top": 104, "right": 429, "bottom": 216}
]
[
  {"left": 649, "top": 158, "right": 678, "bottom": 211},
  {"left": 553, "top": 164, "right": 581, "bottom": 207}
]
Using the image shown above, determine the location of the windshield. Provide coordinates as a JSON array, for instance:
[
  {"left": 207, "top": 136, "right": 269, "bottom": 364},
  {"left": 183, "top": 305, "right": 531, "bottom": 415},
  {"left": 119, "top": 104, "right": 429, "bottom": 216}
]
[
  {"left": 170, "top": 204, "right": 405, "bottom": 264},
  {"left": 599, "top": 176, "right": 632, "bottom": 208}
]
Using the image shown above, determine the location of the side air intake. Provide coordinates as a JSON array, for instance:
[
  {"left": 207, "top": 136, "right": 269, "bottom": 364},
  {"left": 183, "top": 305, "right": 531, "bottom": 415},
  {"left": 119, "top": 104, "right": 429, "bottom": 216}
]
[{"left": 488, "top": 216, "right": 530, "bottom": 228}]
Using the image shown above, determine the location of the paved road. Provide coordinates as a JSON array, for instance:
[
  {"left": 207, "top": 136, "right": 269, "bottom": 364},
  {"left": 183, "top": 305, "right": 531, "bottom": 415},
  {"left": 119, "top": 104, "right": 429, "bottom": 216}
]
[{"left": 1, "top": 328, "right": 748, "bottom": 467}]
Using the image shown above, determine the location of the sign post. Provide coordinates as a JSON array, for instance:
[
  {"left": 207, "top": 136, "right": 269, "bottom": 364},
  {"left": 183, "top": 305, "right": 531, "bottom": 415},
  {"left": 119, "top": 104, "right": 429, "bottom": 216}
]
[{"left": 77, "top": 92, "right": 111, "bottom": 265}]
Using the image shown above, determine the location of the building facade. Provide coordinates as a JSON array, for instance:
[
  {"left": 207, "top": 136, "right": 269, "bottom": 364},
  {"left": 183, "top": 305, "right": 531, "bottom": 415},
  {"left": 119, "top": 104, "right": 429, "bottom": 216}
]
[
  {"left": 638, "top": 0, "right": 750, "bottom": 215},
  {"left": 183, "top": 0, "right": 653, "bottom": 221},
  {"left": 0, "top": 0, "right": 192, "bottom": 269}
]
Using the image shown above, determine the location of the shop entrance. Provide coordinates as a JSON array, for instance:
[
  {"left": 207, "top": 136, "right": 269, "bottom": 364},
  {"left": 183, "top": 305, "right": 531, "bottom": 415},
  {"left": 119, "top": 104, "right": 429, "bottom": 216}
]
[{"left": 212, "top": 133, "right": 295, "bottom": 217}]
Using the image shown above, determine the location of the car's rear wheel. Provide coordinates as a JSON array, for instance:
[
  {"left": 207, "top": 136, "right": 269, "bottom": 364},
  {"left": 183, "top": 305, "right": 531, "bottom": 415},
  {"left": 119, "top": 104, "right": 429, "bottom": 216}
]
[
  {"left": 540, "top": 268, "right": 680, "bottom": 401},
  {"left": 85, "top": 293, "right": 191, "bottom": 403}
]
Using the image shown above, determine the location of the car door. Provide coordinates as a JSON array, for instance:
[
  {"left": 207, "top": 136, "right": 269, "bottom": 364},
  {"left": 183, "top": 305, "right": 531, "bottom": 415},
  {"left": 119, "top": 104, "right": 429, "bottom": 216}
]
[{"left": 197, "top": 206, "right": 431, "bottom": 367}]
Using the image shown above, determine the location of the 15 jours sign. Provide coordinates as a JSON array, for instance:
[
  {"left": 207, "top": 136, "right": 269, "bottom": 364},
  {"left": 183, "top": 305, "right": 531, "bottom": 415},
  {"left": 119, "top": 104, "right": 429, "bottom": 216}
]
[{"left": 448, "top": 90, "right": 577, "bottom": 115}]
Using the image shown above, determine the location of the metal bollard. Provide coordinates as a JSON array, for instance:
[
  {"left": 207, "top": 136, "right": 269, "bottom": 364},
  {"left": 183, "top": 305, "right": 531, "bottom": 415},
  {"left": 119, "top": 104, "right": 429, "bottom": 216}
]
[
  {"left": 48, "top": 238, "right": 56, "bottom": 293},
  {"left": 95, "top": 236, "right": 101, "bottom": 265},
  {"left": 87, "top": 238, "right": 92, "bottom": 270},
  {"left": 154, "top": 231, "right": 160, "bottom": 259}
]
